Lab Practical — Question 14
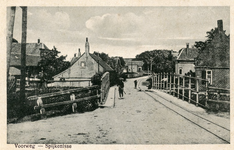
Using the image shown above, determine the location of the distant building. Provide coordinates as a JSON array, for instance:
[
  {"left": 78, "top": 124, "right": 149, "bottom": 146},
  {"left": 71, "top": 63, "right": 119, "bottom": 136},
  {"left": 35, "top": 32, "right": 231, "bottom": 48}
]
[
  {"left": 53, "top": 38, "right": 114, "bottom": 87},
  {"left": 175, "top": 43, "right": 199, "bottom": 75},
  {"left": 123, "top": 58, "right": 144, "bottom": 77},
  {"left": 124, "top": 58, "right": 144, "bottom": 73},
  {"left": 195, "top": 20, "right": 230, "bottom": 89}
]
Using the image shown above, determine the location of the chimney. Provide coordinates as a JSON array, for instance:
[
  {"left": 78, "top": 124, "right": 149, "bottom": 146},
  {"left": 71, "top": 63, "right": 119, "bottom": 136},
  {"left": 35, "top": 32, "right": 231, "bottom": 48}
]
[
  {"left": 38, "top": 39, "right": 40, "bottom": 43},
  {"left": 78, "top": 48, "right": 81, "bottom": 57},
  {"left": 85, "top": 37, "right": 90, "bottom": 59},
  {"left": 186, "top": 43, "right": 189, "bottom": 55},
  {"left": 217, "top": 20, "right": 223, "bottom": 31}
]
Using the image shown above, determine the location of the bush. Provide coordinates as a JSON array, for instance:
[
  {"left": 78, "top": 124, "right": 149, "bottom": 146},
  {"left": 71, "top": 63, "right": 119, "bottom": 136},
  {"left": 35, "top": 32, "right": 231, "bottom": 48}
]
[{"left": 91, "top": 72, "right": 103, "bottom": 86}]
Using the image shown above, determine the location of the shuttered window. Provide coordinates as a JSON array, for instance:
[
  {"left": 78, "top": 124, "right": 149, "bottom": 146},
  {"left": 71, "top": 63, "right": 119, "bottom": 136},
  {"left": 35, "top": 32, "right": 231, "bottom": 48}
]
[{"left": 202, "top": 70, "right": 212, "bottom": 85}]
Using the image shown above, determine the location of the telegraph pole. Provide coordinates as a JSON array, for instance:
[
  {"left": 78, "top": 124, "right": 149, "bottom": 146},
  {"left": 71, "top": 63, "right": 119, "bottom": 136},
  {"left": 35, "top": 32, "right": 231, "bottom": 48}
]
[
  {"left": 20, "top": 7, "right": 27, "bottom": 104},
  {"left": 98, "top": 52, "right": 100, "bottom": 73},
  {"left": 7, "top": 7, "right": 16, "bottom": 87},
  {"left": 150, "top": 57, "right": 153, "bottom": 74},
  {"left": 131, "top": 61, "right": 133, "bottom": 73}
]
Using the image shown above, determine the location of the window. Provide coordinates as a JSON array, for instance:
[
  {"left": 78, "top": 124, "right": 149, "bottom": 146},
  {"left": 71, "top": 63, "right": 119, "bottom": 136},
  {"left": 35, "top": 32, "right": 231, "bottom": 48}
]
[
  {"left": 206, "top": 70, "right": 212, "bottom": 85},
  {"left": 179, "top": 68, "right": 182, "bottom": 74},
  {"left": 202, "top": 70, "right": 212, "bottom": 85},
  {"left": 138, "top": 67, "right": 141, "bottom": 72},
  {"left": 80, "top": 61, "right": 86, "bottom": 68}
]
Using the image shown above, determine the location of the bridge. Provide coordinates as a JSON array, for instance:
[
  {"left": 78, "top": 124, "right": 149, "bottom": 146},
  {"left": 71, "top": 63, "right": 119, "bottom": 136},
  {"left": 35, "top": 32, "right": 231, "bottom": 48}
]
[{"left": 7, "top": 77, "right": 230, "bottom": 144}]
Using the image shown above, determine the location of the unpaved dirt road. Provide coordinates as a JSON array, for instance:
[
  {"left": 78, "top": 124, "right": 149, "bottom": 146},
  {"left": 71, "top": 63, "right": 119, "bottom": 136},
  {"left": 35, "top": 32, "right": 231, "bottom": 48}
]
[{"left": 7, "top": 78, "right": 229, "bottom": 144}]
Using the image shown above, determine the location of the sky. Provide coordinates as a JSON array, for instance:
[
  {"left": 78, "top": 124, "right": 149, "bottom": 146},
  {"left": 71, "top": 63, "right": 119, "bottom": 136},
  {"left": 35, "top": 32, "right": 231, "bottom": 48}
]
[{"left": 10, "top": 6, "right": 230, "bottom": 61}]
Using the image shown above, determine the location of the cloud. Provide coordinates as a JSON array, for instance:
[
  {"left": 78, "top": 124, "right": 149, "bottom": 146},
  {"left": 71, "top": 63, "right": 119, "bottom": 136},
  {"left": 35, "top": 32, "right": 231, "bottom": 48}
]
[
  {"left": 85, "top": 12, "right": 144, "bottom": 38},
  {"left": 98, "top": 36, "right": 136, "bottom": 41},
  {"left": 28, "top": 9, "right": 70, "bottom": 31}
]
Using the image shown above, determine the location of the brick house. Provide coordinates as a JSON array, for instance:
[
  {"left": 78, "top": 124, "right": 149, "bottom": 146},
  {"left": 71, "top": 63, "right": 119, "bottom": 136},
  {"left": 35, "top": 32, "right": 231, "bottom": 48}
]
[
  {"left": 53, "top": 38, "right": 114, "bottom": 87},
  {"left": 175, "top": 43, "right": 199, "bottom": 75},
  {"left": 195, "top": 20, "right": 230, "bottom": 89}
]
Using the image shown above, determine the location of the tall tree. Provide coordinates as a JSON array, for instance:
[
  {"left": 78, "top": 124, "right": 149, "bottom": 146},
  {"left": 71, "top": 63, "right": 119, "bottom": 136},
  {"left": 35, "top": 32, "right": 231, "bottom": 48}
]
[
  {"left": 93, "top": 51, "right": 125, "bottom": 74},
  {"left": 38, "top": 46, "right": 70, "bottom": 79},
  {"left": 136, "top": 50, "right": 175, "bottom": 73},
  {"left": 194, "top": 28, "right": 222, "bottom": 53}
]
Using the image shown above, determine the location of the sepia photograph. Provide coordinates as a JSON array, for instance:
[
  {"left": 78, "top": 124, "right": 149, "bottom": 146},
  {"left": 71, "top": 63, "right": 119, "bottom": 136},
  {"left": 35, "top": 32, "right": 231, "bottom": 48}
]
[{"left": 3, "top": 1, "right": 233, "bottom": 149}]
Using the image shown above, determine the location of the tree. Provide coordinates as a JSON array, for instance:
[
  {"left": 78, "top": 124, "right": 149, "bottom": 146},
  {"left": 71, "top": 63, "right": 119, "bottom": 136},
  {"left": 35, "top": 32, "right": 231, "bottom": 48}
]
[
  {"left": 136, "top": 50, "right": 175, "bottom": 73},
  {"left": 194, "top": 28, "right": 221, "bottom": 53},
  {"left": 194, "top": 41, "right": 206, "bottom": 53},
  {"left": 93, "top": 51, "right": 126, "bottom": 74},
  {"left": 93, "top": 51, "right": 109, "bottom": 62},
  {"left": 38, "top": 46, "right": 70, "bottom": 79}
]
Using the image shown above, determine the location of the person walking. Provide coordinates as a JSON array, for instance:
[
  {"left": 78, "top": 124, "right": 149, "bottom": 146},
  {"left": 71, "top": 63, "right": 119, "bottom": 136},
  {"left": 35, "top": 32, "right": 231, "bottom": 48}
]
[
  {"left": 134, "top": 80, "right": 137, "bottom": 89},
  {"left": 118, "top": 79, "right": 124, "bottom": 98}
]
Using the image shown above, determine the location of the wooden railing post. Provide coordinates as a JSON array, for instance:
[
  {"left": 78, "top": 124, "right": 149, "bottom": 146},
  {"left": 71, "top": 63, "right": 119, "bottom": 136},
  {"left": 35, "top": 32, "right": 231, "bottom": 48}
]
[
  {"left": 188, "top": 75, "right": 191, "bottom": 103},
  {"left": 173, "top": 73, "right": 175, "bottom": 96},
  {"left": 152, "top": 75, "right": 154, "bottom": 89},
  {"left": 113, "top": 88, "right": 116, "bottom": 108},
  {"left": 155, "top": 73, "right": 158, "bottom": 89},
  {"left": 166, "top": 73, "right": 168, "bottom": 90},
  {"left": 169, "top": 73, "right": 172, "bottom": 94},
  {"left": 177, "top": 75, "right": 180, "bottom": 98},
  {"left": 182, "top": 76, "right": 185, "bottom": 100},
  {"left": 159, "top": 73, "right": 162, "bottom": 89},
  {"left": 156, "top": 73, "right": 158, "bottom": 89},
  {"left": 196, "top": 78, "right": 199, "bottom": 106},
  {"left": 154, "top": 75, "right": 156, "bottom": 89},
  {"left": 205, "top": 80, "right": 208, "bottom": 107},
  {"left": 162, "top": 72, "right": 165, "bottom": 90}
]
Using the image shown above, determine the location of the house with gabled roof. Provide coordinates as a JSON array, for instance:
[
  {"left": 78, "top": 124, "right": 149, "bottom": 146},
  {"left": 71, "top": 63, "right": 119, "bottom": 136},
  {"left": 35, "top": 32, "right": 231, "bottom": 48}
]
[
  {"left": 195, "top": 20, "right": 230, "bottom": 89},
  {"left": 53, "top": 38, "right": 114, "bottom": 87},
  {"left": 9, "top": 39, "right": 51, "bottom": 77},
  {"left": 175, "top": 43, "right": 199, "bottom": 75}
]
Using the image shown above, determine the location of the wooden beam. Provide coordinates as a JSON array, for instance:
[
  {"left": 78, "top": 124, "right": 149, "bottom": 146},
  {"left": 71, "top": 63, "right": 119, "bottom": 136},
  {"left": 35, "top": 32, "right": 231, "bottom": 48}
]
[
  {"left": 20, "top": 7, "right": 27, "bottom": 103},
  {"left": 6, "top": 7, "right": 16, "bottom": 87},
  {"left": 34, "top": 95, "right": 100, "bottom": 109}
]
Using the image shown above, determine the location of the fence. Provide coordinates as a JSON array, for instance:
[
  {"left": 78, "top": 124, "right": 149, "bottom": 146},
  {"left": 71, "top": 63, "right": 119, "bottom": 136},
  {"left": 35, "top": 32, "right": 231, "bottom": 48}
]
[
  {"left": 100, "top": 72, "right": 110, "bottom": 104},
  {"left": 28, "top": 85, "right": 100, "bottom": 114},
  {"left": 13, "top": 78, "right": 91, "bottom": 96},
  {"left": 152, "top": 73, "right": 230, "bottom": 111}
]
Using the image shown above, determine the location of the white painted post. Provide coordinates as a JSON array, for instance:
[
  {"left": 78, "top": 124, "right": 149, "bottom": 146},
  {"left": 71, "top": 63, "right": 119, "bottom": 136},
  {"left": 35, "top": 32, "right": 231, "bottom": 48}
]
[{"left": 188, "top": 75, "right": 191, "bottom": 103}]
